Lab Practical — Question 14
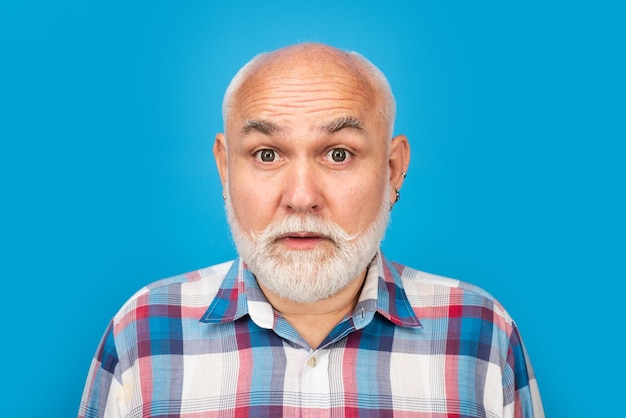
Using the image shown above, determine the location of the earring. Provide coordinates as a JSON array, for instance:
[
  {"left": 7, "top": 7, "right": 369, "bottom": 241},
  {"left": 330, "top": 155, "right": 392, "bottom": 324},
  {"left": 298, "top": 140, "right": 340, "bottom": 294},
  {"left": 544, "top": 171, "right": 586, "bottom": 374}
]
[
  {"left": 390, "top": 188, "right": 401, "bottom": 211},
  {"left": 401, "top": 172, "right": 407, "bottom": 179}
]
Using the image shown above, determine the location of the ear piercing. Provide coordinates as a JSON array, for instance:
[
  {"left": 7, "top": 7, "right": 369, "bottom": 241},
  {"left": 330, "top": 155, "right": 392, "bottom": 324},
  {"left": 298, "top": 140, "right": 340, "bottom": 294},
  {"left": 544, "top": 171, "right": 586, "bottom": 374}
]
[
  {"left": 390, "top": 172, "right": 406, "bottom": 210},
  {"left": 396, "top": 172, "right": 406, "bottom": 202}
]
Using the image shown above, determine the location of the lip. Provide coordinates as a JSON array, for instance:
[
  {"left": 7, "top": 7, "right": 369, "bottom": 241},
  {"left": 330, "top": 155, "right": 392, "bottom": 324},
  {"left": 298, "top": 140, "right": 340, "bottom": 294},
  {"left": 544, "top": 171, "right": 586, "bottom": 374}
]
[{"left": 276, "top": 232, "right": 329, "bottom": 250}]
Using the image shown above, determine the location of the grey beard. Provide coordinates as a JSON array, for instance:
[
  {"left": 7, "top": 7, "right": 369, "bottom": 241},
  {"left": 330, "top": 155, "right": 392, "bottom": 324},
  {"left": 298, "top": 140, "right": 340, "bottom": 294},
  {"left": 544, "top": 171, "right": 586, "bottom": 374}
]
[{"left": 225, "top": 192, "right": 390, "bottom": 303}]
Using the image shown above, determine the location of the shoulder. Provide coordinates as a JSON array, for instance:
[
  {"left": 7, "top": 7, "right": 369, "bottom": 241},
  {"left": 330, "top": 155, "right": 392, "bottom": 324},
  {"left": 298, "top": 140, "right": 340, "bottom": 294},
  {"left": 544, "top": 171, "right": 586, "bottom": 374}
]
[
  {"left": 112, "top": 259, "right": 235, "bottom": 324},
  {"left": 389, "top": 259, "right": 514, "bottom": 327}
]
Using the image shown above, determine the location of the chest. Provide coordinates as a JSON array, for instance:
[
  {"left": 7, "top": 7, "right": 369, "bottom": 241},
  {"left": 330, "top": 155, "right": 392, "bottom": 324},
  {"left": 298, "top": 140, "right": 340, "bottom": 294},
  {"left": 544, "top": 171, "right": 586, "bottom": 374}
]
[{"left": 126, "top": 321, "right": 506, "bottom": 417}]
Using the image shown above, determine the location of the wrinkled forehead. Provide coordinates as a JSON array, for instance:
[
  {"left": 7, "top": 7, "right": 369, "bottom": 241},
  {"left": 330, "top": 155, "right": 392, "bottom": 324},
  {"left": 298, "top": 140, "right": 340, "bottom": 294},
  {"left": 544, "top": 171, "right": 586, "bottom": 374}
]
[{"left": 230, "top": 48, "right": 379, "bottom": 120}]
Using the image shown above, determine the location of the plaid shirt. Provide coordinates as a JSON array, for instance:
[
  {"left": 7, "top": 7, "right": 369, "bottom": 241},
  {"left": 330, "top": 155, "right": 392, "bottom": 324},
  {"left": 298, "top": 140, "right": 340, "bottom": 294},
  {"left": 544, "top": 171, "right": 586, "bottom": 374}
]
[{"left": 79, "top": 252, "right": 543, "bottom": 417}]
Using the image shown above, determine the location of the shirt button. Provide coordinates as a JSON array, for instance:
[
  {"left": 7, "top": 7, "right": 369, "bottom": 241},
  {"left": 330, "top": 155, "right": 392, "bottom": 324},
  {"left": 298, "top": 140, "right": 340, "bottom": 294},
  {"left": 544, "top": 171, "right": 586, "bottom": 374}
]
[{"left": 307, "top": 356, "right": 317, "bottom": 367}]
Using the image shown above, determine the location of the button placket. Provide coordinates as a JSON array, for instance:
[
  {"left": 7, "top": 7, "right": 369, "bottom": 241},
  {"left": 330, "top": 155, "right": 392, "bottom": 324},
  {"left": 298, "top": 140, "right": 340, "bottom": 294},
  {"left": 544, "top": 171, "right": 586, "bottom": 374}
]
[{"left": 301, "top": 349, "right": 330, "bottom": 409}]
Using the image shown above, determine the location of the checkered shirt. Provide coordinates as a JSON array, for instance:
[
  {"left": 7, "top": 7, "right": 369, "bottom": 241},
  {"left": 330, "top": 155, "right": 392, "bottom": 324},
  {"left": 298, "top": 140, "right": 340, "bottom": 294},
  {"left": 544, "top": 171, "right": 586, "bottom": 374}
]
[{"left": 78, "top": 251, "right": 543, "bottom": 417}]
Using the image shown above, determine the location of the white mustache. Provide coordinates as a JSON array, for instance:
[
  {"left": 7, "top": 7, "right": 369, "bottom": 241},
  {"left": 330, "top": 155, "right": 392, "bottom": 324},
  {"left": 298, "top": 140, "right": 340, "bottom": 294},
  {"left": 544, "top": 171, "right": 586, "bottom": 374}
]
[{"left": 250, "top": 215, "right": 360, "bottom": 245}]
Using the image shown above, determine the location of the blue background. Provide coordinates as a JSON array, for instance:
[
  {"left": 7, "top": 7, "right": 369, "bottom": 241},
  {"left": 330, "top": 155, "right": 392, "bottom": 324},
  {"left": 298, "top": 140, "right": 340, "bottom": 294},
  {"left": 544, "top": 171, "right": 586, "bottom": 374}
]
[{"left": 1, "top": 1, "right": 624, "bottom": 416}]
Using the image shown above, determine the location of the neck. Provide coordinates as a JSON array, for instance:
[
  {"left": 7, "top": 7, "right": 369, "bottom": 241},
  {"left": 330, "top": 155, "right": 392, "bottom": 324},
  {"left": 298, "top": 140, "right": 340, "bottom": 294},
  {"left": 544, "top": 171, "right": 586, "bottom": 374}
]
[{"left": 258, "top": 270, "right": 367, "bottom": 349}]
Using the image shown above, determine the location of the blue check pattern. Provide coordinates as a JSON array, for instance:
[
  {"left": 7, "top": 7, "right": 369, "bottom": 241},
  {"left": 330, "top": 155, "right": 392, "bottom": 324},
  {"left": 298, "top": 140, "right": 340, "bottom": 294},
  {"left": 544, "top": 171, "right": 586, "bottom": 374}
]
[{"left": 79, "top": 251, "right": 544, "bottom": 417}]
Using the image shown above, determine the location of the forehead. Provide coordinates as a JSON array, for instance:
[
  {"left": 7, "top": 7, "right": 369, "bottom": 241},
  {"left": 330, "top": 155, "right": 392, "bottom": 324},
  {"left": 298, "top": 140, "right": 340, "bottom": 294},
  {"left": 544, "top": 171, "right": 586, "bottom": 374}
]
[{"left": 230, "top": 55, "right": 379, "bottom": 128}]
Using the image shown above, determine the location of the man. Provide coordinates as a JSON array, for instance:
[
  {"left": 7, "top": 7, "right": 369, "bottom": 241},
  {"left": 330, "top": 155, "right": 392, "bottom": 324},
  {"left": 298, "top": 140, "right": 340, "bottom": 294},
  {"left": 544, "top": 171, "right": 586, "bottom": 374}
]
[{"left": 79, "top": 43, "right": 544, "bottom": 417}]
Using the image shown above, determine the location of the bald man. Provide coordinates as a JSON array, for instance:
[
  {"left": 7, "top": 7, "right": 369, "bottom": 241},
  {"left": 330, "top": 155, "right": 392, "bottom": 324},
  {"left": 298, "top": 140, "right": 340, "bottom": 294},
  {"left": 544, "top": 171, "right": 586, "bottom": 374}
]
[{"left": 79, "top": 43, "right": 544, "bottom": 418}]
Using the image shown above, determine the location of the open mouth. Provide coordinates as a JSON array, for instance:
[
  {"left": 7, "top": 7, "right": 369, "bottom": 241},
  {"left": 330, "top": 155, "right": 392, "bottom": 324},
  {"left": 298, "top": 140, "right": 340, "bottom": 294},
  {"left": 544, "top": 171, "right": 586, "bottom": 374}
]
[{"left": 276, "top": 232, "right": 329, "bottom": 250}]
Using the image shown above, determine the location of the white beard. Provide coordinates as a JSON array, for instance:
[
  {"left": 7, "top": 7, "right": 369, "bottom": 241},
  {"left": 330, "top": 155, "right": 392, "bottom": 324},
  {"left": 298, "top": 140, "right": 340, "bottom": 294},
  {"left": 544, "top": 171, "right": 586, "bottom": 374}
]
[{"left": 225, "top": 189, "right": 390, "bottom": 303}]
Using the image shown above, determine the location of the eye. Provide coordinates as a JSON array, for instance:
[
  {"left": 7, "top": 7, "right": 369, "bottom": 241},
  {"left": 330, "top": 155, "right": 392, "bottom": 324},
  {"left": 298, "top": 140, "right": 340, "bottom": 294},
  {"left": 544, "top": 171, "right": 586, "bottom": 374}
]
[
  {"left": 254, "top": 149, "right": 278, "bottom": 162},
  {"left": 327, "top": 148, "right": 352, "bottom": 163}
]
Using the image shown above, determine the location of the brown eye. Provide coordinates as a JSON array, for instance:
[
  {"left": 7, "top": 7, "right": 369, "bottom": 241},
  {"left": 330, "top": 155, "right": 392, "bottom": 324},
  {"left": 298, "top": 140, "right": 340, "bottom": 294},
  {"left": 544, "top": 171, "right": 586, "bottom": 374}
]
[
  {"left": 255, "top": 149, "right": 277, "bottom": 162},
  {"left": 330, "top": 148, "right": 348, "bottom": 162}
]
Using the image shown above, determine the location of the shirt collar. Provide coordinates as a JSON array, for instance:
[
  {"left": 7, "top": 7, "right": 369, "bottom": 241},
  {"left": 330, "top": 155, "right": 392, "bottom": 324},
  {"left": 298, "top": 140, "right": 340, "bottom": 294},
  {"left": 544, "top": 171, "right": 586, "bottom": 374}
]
[
  {"left": 200, "top": 251, "right": 422, "bottom": 329},
  {"left": 353, "top": 251, "right": 422, "bottom": 329}
]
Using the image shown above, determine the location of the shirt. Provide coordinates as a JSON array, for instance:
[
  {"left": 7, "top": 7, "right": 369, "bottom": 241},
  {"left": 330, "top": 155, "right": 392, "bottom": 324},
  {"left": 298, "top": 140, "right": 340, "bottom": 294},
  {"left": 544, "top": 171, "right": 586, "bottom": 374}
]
[{"left": 78, "top": 251, "right": 544, "bottom": 417}]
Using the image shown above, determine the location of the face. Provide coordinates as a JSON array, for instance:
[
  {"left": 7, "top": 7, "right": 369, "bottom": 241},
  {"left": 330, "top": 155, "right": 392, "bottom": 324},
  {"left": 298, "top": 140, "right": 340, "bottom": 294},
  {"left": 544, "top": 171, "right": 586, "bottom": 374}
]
[{"left": 214, "top": 49, "right": 409, "bottom": 302}]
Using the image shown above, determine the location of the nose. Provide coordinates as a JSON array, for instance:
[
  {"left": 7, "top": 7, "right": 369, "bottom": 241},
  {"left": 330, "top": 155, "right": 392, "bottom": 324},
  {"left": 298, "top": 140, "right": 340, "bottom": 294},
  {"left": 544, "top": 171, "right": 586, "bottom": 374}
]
[{"left": 281, "top": 160, "right": 323, "bottom": 213}]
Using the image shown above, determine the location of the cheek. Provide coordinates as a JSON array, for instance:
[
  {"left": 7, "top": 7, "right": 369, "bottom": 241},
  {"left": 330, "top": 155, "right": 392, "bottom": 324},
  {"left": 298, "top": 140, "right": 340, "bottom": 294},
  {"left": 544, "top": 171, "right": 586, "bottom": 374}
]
[
  {"left": 227, "top": 170, "right": 279, "bottom": 232},
  {"left": 331, "top": 172, "right": 388, "bottom": 232}
]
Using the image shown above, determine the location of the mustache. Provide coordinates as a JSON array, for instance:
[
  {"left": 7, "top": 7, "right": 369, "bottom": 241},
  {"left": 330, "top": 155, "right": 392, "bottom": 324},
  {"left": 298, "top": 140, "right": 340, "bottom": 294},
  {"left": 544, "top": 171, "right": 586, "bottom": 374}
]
[{"left": 250, "top": 215, "right": 360, "bottom": 245}]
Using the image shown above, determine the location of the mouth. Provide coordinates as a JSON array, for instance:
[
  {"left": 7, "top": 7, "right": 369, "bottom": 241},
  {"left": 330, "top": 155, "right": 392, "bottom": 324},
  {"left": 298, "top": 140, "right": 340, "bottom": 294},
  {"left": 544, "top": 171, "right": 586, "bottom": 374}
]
[{"left": 276, "top": 232, "right": 330, "bottom": 250}]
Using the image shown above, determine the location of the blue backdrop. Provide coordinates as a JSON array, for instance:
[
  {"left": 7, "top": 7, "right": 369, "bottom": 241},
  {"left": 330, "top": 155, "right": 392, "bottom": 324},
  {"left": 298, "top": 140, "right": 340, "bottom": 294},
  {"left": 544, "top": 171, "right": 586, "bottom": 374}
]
[{"left": 1, "top": 1, "right": 624, "bottom": 416}]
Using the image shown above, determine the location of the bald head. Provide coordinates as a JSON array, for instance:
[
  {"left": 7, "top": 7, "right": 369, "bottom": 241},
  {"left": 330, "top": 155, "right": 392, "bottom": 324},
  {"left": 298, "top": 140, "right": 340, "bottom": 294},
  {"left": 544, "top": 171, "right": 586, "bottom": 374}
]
[{"left": 222, "top": 43, "right": 396, "bottom": 138}]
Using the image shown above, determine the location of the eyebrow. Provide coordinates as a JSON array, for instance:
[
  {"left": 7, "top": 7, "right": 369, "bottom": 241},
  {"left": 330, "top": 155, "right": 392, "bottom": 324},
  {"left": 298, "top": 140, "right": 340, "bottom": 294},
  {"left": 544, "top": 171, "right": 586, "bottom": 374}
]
[
  {"left": 240, "top": 119, "right": 284, "bottom": 136},
  {"left": 240, "top": 116, "right": 365, "bottom": 137},
  {"left": 320, "top": 116, "right": 365, "bottom": 134}
]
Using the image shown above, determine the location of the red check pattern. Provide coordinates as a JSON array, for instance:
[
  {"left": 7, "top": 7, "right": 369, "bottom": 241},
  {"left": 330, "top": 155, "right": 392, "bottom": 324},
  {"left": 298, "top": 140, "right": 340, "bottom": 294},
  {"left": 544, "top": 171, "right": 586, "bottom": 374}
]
[{"left": 78, "top": 252, "right": 544, "bottom": 417}]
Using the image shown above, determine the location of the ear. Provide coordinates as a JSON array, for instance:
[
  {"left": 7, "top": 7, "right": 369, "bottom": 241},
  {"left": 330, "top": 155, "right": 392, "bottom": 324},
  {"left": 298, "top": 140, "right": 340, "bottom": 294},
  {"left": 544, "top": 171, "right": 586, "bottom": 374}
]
[
  {"left": 388, "top": 134, "right": 410, "bottom": 202},
  {"left": 213, "top": 133, "right": 228, "bottom": 190}
]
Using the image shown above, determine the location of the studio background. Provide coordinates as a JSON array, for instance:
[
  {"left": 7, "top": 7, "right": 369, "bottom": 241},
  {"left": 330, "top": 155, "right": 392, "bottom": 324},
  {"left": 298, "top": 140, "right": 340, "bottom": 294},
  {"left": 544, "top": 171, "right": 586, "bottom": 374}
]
[{"left": 1, "top": 1, "right": 623, "bottom": 417}]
